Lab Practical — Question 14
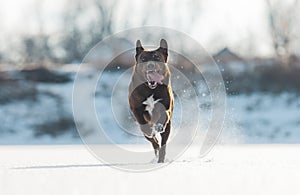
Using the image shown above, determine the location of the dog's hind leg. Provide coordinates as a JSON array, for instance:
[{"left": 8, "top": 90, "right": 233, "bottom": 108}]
[
  {"left": 145, "top": 136, "right": 160, "bottom": 157},
  {"left": 158, "top": 121, "right": 171, "bottom": 163}
]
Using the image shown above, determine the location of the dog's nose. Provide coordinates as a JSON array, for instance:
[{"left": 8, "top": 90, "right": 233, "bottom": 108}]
[{"left": 147, "top": 63, "right": 155, "bottom": 69}]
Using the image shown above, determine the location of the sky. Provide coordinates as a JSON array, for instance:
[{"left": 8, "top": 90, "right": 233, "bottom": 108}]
[{"left": 0, "top": 0, "right": 274, "bottom": 57}]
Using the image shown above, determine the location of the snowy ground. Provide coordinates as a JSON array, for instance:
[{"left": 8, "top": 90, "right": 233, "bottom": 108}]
[
  {"left": 0, "top": 145, "right": 299, "bottom": 195},
  {"left": 1, "top": 67, "right": 300, "bottom": 193},
  {"left": 1, "top": 68, "right": 300, "bottom": 144}
]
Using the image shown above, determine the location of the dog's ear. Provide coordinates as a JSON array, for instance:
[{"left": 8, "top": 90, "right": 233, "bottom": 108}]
[
  {"left": 136, "top": 40, "right": 144, "bottom": 59},
  {"left": 158, "top": 39, "right": 168, "bottom": 62}
]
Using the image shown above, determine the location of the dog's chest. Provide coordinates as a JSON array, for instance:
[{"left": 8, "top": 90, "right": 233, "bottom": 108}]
[{"left": 142, "top": 94, "right": 162, "bottom": 116}]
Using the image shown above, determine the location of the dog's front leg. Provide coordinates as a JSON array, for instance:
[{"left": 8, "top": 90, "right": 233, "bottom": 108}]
[
  {"left": 139, "top": 123, "right": 155, "bottom": 138},
  {"left": 132, "top": 108, "right": 154, "bottom": 137},
  {"left": 151, "top": 103, "right": 171, "bottom": 133}
]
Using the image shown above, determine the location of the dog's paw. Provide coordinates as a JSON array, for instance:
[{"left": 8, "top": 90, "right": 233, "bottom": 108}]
[
  {"left": 154, "top": 123, "right": 165, "bottom": 133},
  {"left": 149, "top": 155, "right": 159, "bottom": 164}
]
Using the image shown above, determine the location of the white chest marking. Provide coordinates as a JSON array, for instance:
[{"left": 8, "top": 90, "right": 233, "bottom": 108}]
[{"left": 143, "top": 94, "right": 161, "bottom": 116}]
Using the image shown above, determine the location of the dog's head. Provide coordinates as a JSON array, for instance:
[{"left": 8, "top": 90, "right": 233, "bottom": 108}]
[{"left": 134, "top": 39, "right": 170, "bottom": 89}]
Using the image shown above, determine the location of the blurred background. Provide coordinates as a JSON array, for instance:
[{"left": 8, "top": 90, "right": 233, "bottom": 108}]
[{"left": 0, "top": 0, "right": 300, "bottom": 144}]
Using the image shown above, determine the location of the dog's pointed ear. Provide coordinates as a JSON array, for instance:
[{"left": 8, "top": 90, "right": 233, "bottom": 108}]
[
  {"left": 159, "top": 39, "right": 168, "bottom": 62},
  {"left": 136, "top": 40, "right": 144, "bottom": 56}
]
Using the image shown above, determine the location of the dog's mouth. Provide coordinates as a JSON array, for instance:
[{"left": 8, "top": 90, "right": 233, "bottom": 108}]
[{"left": 146, "top": 70, "right": 164, "bottom": 89}]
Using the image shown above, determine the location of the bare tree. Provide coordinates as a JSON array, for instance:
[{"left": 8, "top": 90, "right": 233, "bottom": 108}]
[
  {"left": 93, "top": 0, "right": 116, "bottom": 37},
  {"left": 60, "top": 0, "right": 85, "bottom": 63},
  {"left": 60, "top": 0, "right": 118, "bottom": 63},
  {"left": 21, "top": 0, "right": 55, "bottom": 64},
  {"left": 266, "top": 0, "right": 300, "bottom": 65}
]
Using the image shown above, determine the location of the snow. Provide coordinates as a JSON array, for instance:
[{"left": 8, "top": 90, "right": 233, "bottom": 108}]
[
  {"left": 1, "top": 65, "right": 299, "bottom": 193},
  {"left": 1, "top": 69, "right": 300, "bottom": 144},
  {"left": 227, "top": 93, "right": 300, "bottom": 143},
  {"left": 0, "top": 145, "right": 300, "bottom": 195}
]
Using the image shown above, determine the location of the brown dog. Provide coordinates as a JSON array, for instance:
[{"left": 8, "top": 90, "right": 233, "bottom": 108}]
[{"left": 128, "top": 39, "right": 174, "bottom": 163}]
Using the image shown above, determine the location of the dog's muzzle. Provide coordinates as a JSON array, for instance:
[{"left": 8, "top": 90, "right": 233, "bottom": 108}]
[{"left": 146, "top": 70, "right": 164, "bottom": 89}]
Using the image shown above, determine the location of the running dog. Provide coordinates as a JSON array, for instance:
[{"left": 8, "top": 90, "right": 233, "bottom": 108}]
[{"left": 128, "top": 39, "right": 174, "bottom": 163}]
